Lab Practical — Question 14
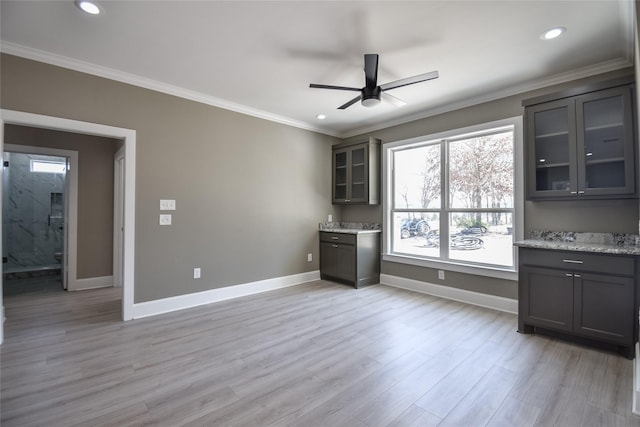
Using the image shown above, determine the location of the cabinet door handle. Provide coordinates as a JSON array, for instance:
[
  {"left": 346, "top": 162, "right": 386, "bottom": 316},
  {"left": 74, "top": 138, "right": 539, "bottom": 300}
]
[
  {"left": 562, "top": 259, "right": 583, "bottom": 264},
  {"left": 578, "top": 191, "right": 585, "bottom": 194},
  {"left": 570, "top": 191, "right": 578, "bottom": 194},
  {"left": 565, "top": 273, "right": 573, "bottom": 277},
  {"left": 332, "top": 244, "right": 338, "bottom": 248},
  {"left": 331, "top": 236, "right": 339, "bottom": 240},
  {"left": 574, "top": 274, "right": 581, "bottom": 278}
]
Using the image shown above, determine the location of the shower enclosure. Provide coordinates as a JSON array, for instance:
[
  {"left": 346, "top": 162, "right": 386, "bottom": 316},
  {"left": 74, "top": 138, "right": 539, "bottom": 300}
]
[{"left": 2, "top": 152, "right": 67, "bottom": 278}]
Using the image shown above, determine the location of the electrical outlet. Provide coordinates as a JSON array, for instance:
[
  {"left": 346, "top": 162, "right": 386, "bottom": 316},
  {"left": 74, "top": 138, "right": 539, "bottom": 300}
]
[
  {"left": 159, "top": 214, "right": 172, "bottom": 225},
  {"left": 307, "top": 253, "right": 312, "bottom": 262},
  {"left": 193, "top": 268, "right": 201, "bottom": 279},
  {"left": 438, "top": 270, "right": 445, "bottom": 280},
  {"left": 328, "top": 214, "right": 333, "bottom": 223}
]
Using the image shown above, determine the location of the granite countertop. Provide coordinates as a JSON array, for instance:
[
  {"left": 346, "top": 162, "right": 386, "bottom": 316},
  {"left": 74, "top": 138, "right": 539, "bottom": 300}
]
[
  {"left": 515, "top": 230, "right": 640, "bottom": 255},
  {"left": 318, "top": 222, "right": 381, "bottom": 234}
]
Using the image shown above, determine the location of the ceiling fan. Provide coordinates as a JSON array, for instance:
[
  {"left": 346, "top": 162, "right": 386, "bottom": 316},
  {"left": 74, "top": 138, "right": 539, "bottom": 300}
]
[{"left": 309, "top": 54, "right": 439, "bottom": 110}]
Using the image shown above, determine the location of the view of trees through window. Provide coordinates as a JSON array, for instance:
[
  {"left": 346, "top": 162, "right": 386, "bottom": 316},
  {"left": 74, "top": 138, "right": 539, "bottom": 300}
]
[{"left": 390, "top": 126, "right": 515, "bottom": 269}]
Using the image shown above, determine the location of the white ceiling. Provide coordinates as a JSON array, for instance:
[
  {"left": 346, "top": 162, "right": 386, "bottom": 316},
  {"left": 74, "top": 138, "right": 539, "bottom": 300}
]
[{"left": 0, "top": 1, "right": 635, "bottom": 138}]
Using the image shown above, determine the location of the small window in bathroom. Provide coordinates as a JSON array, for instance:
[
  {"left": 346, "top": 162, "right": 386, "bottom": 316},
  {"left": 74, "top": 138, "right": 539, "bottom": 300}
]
[{"left": 30, "top": 160, "right": 66, "bottom": 174}]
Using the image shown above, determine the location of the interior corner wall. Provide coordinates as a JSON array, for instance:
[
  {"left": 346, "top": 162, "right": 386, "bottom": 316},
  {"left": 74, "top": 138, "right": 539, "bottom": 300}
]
[
  {"left": 340, "top": 67, "right": 638, "bottom": 300},
  {"left": 0, "top": 53, "right": 341, "bottom": 303},
  {"left": 3, "top": 125, "right": 118, "bottom": 279}
]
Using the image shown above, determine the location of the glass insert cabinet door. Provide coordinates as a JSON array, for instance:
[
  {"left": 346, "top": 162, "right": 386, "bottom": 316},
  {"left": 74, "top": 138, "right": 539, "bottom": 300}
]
[
  {"left": 332, "top": 144, "right": 370, "bottom": 203},
  {"left": 527, "top": 98, "right": 577, "bottom": 196},
  {"left": 349, "top": 145, "right": 367, "bottom": 201},
  {"left": 577, "top": 86, "right": 634, "bottom": 195},
  {"left": 333, "top": 149, "right": 348, "bottom": 200}
]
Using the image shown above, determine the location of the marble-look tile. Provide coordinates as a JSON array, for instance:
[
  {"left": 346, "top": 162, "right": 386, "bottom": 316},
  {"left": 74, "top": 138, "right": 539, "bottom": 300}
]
[{"left": 3, "top": 153, "right": 65, "bottom": 271}]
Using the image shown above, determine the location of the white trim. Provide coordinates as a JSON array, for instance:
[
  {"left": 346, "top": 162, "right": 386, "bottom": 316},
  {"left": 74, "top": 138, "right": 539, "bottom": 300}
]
[
  {"left": 380, "top": 273, "right": 518, "bottom": 314},
  {"left": 113, "top": 146, "right": 125, "bottom": 288},
  {"left": 132, "top": 270, "right": 320, "bottom": 320},
  {"left": 70, "top": 275, "right": 113, "bottom": 291},
  {"left": 2, "top": 41, "right": 631, "bottom": 140},
  {"left": 0, "top": 109, "right": 136, "bottom": 321},
  {"left": 0, "top": 42, "right": 340, "bottom": 138},
  {"left": 342, "top": 57, "right": 633, "bottom": 138},
  {"left": 4, "top": 144, "right": 79, "bottom": 292},
  {"left": 634, "top": 343, "right": 640, "bottom": 415}
]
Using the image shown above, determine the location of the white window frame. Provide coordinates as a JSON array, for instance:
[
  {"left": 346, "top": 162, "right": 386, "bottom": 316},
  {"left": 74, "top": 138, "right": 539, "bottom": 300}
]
[
  {"left": 30, "top": 159, "right": 67, "bottom": 174},
  {"left": 382, "top": 116, "right": 524, "bottom": 280}
]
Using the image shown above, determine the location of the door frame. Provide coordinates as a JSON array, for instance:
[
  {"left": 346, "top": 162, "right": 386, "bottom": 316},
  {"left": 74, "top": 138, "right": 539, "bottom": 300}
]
[
  {"left": 0, "top": 110, "right": 137, "bottom": 345},
  {"left": 3, "top": 144, "right": 79, "bottom": 291},
  {"left": 113, "top": 146, "right": 125, "bottom": 288}
]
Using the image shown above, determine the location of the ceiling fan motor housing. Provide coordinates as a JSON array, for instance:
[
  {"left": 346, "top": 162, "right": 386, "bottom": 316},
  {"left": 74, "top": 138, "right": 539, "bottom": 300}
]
[{"left": 361, "top": 86, "right": 381, "bottom": 107}]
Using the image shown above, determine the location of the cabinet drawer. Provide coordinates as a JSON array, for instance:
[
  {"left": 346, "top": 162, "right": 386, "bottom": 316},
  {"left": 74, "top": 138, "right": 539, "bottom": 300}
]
[
  {"left": 519, "top": 248, "right": 635, "bottom": 276},
  {"left": 319, "top": 232, "right": 356, "bottom": 245}
]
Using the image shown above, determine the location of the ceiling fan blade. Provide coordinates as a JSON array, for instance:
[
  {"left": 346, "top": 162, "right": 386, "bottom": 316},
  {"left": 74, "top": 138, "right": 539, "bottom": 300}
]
[
  {"left": 380, "top": 71, "right": 439, "bottom": 91},
  {"left": 310, "top": 83, "right": 361, "bottom": 92},
  {"left": 364, "top": 54, "right": 379, "bottom": 88},
  {"left": 381, "top": 92, "right": 407, "bottom": 107},
  {"left": 338, "top": 95, "right": 362, "bottom": 110}
]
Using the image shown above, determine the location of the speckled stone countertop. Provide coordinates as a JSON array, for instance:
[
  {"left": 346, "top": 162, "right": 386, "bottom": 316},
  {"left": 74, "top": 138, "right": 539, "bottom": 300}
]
[
  {"left": 318, "top": 222, "right": 381, "bottom": 234},
  {"left": 515, "top": 230, "right": 640, "bottom": 255}
]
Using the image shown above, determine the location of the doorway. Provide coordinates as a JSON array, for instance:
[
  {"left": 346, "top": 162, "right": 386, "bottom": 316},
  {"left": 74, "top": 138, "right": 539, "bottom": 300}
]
[
  {"left": 2, "top": 151, "right": 70, "bottom": 294},
  {"left": 0, "top": 110, "right": 137, "bottom": 345}
]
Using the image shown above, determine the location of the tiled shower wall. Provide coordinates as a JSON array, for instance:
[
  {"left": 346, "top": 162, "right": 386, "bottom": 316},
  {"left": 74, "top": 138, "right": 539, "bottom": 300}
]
[{"left": 3, "top": 153, "right": 66, "bottom": 272}]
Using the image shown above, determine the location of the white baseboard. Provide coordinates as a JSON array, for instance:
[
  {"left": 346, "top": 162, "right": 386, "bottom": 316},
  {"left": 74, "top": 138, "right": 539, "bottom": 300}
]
[
  {"left": 132, "top": 270, "right": 321, "bottom": 320},
  {"left": 69, "top": 275, "right": 113, "bottom": 291},
  {"left": 634, "top": 343, "right": 640, "bottom": 415},
  {"left": 380, "top": 273, "right": 518, "bottom": 314}
]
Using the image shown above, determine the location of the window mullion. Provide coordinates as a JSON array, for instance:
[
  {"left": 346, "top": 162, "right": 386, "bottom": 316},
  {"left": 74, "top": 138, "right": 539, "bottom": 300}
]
[{"left": 441, "top": 139, "right": 450, "bottom": 260}]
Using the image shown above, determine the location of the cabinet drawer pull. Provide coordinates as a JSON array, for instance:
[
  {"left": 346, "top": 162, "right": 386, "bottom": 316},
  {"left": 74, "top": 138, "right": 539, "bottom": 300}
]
[
  {"left": 332, "top": 244, "right": 338, "bottom": 248},
  {"left": 331, "top": 236, "right": 339, "bottom": 240},
  {"left": 578, "top": 191, "right": 585, "bottom": 194},
  {"left": 562, "top": 259, "right": 583, "bottom": 264},
  {"left": 574, "top": 274, "right": 581, "bottom": 278},
  {"left": 570, "top": 191, "right": 577, "bottom": 194},
  {"left": 565, "top": 273, "right": 573, "bottom": 277}
]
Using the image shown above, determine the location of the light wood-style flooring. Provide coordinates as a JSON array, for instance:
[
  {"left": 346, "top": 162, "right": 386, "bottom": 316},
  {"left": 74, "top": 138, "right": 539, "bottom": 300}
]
[{"left": 1, "top": 280, "right": 638, "bottom": 426}]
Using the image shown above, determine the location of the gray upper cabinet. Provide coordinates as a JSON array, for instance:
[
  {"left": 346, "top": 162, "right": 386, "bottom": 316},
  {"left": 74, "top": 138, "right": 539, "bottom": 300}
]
[
  {"left": 332, "top": 138, "right": 380, "bottom": 204},
  {"left": 524, "top": 79, "right": 636, "bottom": 200}
]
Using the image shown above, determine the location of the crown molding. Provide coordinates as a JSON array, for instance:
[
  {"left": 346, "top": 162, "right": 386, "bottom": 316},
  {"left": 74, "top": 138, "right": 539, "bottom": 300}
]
[
  {"left": 2, "top": 40, "right": 633, "bottom": 141},
  {"left": 0, "top": 41, "right": 341, "bottom": 138},
  {"left": 341, "top": 56, "right": 633, "bottom": 139}
]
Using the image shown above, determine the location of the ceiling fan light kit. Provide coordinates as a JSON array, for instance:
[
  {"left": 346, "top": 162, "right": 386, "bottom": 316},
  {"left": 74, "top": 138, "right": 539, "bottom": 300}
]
[{"left": 309, "top": 53, "right": 439, "bottom": 110}]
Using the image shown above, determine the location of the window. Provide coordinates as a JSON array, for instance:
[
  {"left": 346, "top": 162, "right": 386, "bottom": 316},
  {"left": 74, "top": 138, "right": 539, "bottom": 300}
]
[
  {"left": 30, "top": 159, "right": 67, "bottom": 174},
  {"left": 384, "top": 117, "right": 522, "bottom": 278}
]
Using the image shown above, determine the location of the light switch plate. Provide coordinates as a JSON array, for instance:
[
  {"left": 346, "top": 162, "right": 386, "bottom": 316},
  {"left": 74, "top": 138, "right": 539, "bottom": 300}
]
[
  {"left": 160, "top": 199, "right": 176, "bottom": 211},
  {"left": 159, "top": 214, "right": 172, "bottom": 225},
  {"left": 193, "top": 268, "right": 201, "bottom": 279}
]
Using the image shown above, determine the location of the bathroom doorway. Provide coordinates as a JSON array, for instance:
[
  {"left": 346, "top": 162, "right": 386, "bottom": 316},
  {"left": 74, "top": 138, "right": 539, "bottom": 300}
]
[{"left": 2, "top": 145, "right": 78, "bottom": 295}]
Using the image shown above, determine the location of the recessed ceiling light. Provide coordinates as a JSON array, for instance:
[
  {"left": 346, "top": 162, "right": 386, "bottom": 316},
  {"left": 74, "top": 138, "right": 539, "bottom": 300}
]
[
  {"left": 541, "top": 27, "right": 566, "bottom": 40},
  {"left": 75, "top": 1, "right": 102, "bottom": 15},
  {"left": 316, "top": 114, "right": 326, "bottom": 120}
]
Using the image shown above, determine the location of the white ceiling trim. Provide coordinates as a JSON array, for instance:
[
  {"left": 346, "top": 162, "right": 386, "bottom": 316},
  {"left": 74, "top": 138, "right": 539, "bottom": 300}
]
[
  {"left": 1, "top": 39, "right": 633, "bottom": 140},
  {"left": 0, "top": 41, "right": 341, "bottom": 138},
  {"left": 342, "top": 56, "right": 633, "bottom": 139}
]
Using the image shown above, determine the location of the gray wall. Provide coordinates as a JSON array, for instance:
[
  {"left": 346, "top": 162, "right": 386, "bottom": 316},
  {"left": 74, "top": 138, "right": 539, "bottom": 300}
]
[
  {"left": 1, "top": 54, "right": 340, "bottom": 303},
  {"left": 341, "top": 68, "right": 638, "bottom": 300},
  {"left": 3, "top": 125, "right": 118, "bottom": 279}
]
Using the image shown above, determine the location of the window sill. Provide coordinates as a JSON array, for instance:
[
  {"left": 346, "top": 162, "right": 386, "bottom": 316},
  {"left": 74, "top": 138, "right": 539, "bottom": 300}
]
[{"left": 382, "top": 253, "right": 518, "bottom": 281}]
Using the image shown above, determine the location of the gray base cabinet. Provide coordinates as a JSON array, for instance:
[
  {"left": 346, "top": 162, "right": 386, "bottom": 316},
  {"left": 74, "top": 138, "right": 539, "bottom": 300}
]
[
  {"left": 518, "top": 247, "right": 637, "bottom": 358},
  {"left": 319, "top": 231, "right": 380, "bottom": 288}
]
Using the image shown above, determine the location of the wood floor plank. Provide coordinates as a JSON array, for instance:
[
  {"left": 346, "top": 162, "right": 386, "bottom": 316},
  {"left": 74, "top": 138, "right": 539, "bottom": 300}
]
[{"left": 2, "top": 279, "right": 638, "bottom": 426}]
